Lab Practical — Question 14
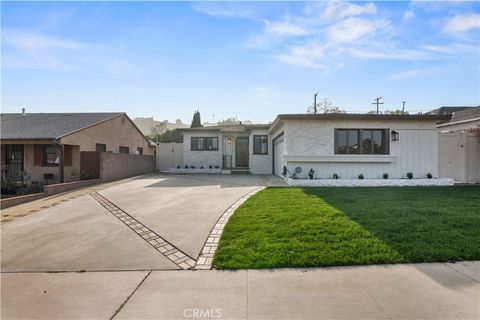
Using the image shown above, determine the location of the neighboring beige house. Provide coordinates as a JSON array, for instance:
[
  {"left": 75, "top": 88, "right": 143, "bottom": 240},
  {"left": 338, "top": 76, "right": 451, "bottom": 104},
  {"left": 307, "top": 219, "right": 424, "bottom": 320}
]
[
  {"left": 178, "top": 113, "right": 450, "bottom": 179},
  {"left": 437, "top": 106, "right": 480, "bottom": 183},
  {"left": 1, "top": 112, "right": 156, "bottom": 184}
]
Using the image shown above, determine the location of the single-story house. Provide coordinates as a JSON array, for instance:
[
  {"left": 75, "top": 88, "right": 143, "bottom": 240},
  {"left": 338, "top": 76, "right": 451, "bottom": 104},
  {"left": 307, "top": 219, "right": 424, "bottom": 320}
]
[
  {"left": 179, "top": 113, "right": 451, "bottom": 179},
  {"left": 1, "top": 112, "right": 156, "bottom": 184},
  {"left": 181, "top": 124, "right": 271, "bottom": 174},
  {"left": 437, "top": 106, "right": 480, "bottom": 183}
]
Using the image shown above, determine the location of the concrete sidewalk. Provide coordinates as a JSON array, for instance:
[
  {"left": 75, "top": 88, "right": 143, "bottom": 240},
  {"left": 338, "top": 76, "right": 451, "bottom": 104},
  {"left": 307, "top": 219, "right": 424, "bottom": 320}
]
[{"left": 2, "top": 261, "right": 478, "bottom": 319}]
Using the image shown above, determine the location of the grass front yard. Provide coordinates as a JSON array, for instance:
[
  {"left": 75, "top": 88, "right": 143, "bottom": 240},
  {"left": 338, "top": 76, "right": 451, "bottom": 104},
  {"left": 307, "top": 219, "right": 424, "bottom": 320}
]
[{"left": 213, "top": 186, "right": 480, "bottom": 269}]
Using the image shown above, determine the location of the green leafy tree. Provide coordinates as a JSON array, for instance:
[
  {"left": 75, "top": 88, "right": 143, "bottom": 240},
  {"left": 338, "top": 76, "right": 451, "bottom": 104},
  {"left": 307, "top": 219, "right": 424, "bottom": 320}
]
[
  {"left": 152, "top": 129, "right": 183, "bottom": 143},
  {"left": 190, "top": 110, "right": 203, "bottom": 128}
]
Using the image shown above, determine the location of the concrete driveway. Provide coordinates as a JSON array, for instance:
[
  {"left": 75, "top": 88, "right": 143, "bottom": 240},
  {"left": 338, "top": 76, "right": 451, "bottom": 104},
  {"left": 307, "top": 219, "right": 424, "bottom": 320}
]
[
  {"left": 2, "top": 174, "right": 478, "bottom": 319},
  {"left": 1, "top": 174, "right": 282, "bottom": 272}
]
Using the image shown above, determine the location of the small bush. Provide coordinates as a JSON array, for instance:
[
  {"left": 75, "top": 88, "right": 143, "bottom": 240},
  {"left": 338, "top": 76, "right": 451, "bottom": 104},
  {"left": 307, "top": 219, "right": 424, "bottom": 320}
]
[
  {"left": 209, "top": 165, "right": 213, "bottom": 169},
  {"left": 215, "top": 165, "right": 220, "bottom": 169},
  {"left": 200, "top": 166, "right": 204, "bottom": 169},
  {"left": 308, "top": 168, "right": 315, "bottom": 180},
  {"left": 383, "top": 173, "right": 389, "bottom": 179},
  {"left": 407, "top": 172, "right": 413, "bottom": 179},
  {"left": 185, "top": 165, "right": 188, "bottom": 169},
  {"left": 191, "top": 165, "right": 196, "bottom": 169},
  {"left": 426, "top": 172, "right": 433, "bottom": 179},
  {"left": 358, "top": 174, "right": 364, "bottom": 180},
  {"left": 332, "top": 173, "right": 339, "bottom": 179},
  {"left": 177, "top": 165, "right": 180, "bottom": 169}
]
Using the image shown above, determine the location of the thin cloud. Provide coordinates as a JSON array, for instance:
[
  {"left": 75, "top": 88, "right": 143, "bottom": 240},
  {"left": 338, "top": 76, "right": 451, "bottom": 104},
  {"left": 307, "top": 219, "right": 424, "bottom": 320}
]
[
  {"left": 326, "top": 17, "right": 389, "bottom": 44},
  {"left": 2, "top": 29, "right": 89, "bottom": 52},
  {"left": 402, "top": 10, "right": 416, "bottom": 21},
  {"left": 318, "top": 1, "right": 377, "bottom": 20},
  {"left": 191, "top": 2, "right": 260, "bottom": 19},
  {"left": 443, "top": 13, "right": 480, "bottom": 33},
  {"left": 388, "top": 70, "right": 425, "bottom": 80}
]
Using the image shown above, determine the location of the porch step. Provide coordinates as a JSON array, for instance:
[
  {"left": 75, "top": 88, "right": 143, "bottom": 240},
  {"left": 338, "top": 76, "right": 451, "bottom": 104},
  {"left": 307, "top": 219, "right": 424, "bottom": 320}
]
[{"left": 231, "top": 168, "right": 250, "bottom": 175}]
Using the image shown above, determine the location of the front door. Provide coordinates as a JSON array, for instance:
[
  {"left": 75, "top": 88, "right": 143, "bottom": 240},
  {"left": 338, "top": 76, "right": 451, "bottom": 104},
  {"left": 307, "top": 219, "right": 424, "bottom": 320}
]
[
  {"left": 5, "top": 144, "right": 24, "bottom": 180},
  {"left": 235, "top": 137, "right": 249, "bottom": 167}
]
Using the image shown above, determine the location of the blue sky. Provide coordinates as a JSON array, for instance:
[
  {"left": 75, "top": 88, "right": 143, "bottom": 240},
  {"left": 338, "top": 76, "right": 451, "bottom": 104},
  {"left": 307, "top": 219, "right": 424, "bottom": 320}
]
[{"left": 2, "top": 1, "right": 479, "bottom": 123}]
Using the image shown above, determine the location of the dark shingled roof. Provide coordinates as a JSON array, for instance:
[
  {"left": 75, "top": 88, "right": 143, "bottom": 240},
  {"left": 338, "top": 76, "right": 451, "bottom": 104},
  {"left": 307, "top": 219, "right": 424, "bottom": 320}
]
[
  {"left": 428, "top": 106, "right": 473, "bottom": 115},
  {"left": 1, "top": 112, "right": 124, "bottom": 139},
  {"left": 448, "top": 106, "right": 480, "bottom": 123}
]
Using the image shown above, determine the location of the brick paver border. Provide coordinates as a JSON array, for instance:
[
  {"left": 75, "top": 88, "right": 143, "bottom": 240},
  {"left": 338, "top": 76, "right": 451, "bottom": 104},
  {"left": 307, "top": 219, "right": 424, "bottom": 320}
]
[
  {"left": 195, "top": 187, "right": 265, "bottom": 270},
  {"left": 90, "top": 192, "right": 196, "bottom": 270}
]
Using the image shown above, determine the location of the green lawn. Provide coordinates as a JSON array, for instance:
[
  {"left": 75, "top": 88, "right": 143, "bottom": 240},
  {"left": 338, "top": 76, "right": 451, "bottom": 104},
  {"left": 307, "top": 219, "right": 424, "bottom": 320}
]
[{"left": 213, "top": 186, "right": 480, "bottom": 269}]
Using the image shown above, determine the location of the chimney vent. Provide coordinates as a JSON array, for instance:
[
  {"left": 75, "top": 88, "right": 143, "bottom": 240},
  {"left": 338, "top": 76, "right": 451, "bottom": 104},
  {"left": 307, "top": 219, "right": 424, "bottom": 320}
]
[{"left": 22, "top": 108, "right": 25, "bottom": 115}]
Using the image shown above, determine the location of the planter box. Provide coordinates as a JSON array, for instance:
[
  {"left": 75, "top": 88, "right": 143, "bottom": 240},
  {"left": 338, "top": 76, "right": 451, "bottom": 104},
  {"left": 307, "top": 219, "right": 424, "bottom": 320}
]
[
  {"left": 287, "top": 178, "right": 455, "bottom": 187},
  {"left": 1, "top": 179, "right": 102, "bottom": 209}
]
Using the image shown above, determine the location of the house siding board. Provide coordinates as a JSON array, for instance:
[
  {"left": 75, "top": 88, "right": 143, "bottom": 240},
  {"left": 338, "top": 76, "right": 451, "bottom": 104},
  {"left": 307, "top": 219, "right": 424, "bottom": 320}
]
[
  {"left": 283, "top": 120, "right": 438, "bottom": 179},
  {"left": 249, "top": 129, "right": 272, "bottom": 174},
  {"left": 438, "top": 119, "right": 480, "bottom": 132},
  {"left": 182, "top": 132, "right": 222, "bottom": 168}
]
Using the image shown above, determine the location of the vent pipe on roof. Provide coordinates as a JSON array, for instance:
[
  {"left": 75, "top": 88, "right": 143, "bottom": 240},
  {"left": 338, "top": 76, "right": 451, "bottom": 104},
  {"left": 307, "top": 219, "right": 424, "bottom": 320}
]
[{"left": 22, "top": 108, "right": 25, "bottom": 115}]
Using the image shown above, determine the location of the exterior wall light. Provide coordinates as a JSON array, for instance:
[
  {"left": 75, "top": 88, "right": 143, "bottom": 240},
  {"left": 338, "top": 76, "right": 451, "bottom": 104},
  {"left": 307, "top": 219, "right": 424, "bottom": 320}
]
[
  {"left": 391, "top": 130, "right": 399, "bottom": 141},
  {"left": 227, "top": 138, "right": 232, "bottom": 144}
]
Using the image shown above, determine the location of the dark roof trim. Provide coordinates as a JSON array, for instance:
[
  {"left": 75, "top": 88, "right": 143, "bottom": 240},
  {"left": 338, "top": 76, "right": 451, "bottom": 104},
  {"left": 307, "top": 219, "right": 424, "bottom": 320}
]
[{"left": 275, "top": 113, "right": 451, "bottom": 121}]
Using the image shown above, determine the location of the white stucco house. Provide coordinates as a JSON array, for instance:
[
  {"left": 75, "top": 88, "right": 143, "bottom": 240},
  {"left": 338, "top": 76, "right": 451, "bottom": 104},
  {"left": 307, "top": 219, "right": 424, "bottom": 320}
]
[{"left": 177, "top": 113, "right": 451, "bottom": 180}]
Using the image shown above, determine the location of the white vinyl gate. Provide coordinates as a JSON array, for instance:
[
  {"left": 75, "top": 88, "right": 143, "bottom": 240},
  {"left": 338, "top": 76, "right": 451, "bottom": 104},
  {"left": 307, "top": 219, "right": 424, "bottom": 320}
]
[
  {"left": 157, "top": 143, "right": 183, "bottom": 172},
  {"left": 273, "top": 136, "right": 284, "bottom": 177}
]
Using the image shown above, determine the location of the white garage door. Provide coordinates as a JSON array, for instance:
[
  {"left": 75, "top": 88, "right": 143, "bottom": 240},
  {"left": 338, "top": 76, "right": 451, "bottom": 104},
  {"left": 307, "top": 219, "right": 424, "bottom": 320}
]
[{"left": 274, "top": 136, "right": 284, "bottom": 177}]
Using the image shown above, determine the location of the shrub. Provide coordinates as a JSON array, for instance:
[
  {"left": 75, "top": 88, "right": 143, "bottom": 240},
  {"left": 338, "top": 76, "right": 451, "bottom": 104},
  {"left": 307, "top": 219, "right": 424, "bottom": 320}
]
[
  {"left": 332, "top": 173, "right": 339, "bottom": 179},
  {"left": 185, "top": 165, "right": 188, "bottom": 169},
  {"left": 282, "top": 166, "right": 287, "bottom": 177},
  {"left": 200, "top": 166, "right": 204, "bottom": 169},
  {"left": 358, "top": 174, "right": 364, "bottom": 180},
  {"left": 426, "top": 172, "right": 433, "bottom": 179},
  {"left": 209, "top": 165, "right": 213, "bottom": 169},
  {"left": 215, "top": 165, "right": 220, "bottom": 169},
  {"left": 383, "top": 173, "right": 389, "bottom": 179},
  {"left": 308, "top": 168, "right": 315, "bottom": 180},
  {"left": 177, "top": 165, "right": 180, "bottom": 169},
  {"left": 407, "top": 172, "right": 413, "bottom": 179},
  {"left": 191, "top": 166, "right": 196, "bottom": 169}
]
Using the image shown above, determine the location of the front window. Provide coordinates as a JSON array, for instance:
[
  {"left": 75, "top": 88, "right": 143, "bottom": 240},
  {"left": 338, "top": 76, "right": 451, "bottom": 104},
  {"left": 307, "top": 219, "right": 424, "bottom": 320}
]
[
  {"left": 253, "top": 135, "right": 268, "bottom": 155},
  {"left": 336, "top": 129, "right": 359, "bottom": 154},
  {"left": 43, "top": 145, "right": 59, "bottom": 166},
  {"left": 335, "top": 129, "right": 389, "bottom": 154},
  {"left": 96, "top": 143, "right": 106, "bottom": 152},
  {"left": 191, "top": 137, "right": 218, "bottom": 151},
  {"left": 119, "top": 146, "right": 129, "bottom": 154}
]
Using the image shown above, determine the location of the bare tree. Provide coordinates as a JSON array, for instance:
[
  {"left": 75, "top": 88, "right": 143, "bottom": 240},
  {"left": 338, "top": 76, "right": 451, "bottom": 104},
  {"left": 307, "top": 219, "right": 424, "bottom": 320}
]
[
  {"left": 307, "top": 98, "right": 345, "bottom": 114},
  {"left": 367, "top": 109, "right": 409, "bottom": 115}
]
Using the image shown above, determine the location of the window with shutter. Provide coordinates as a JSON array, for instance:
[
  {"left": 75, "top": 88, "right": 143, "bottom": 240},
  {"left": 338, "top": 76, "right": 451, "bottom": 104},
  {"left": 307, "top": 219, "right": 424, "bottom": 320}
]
[
  {"left": 34, "top": 145, "right": 43, "bottom": 166},
  {"left": 64, "top": 145, "right": 73, "bottom": 166}
]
